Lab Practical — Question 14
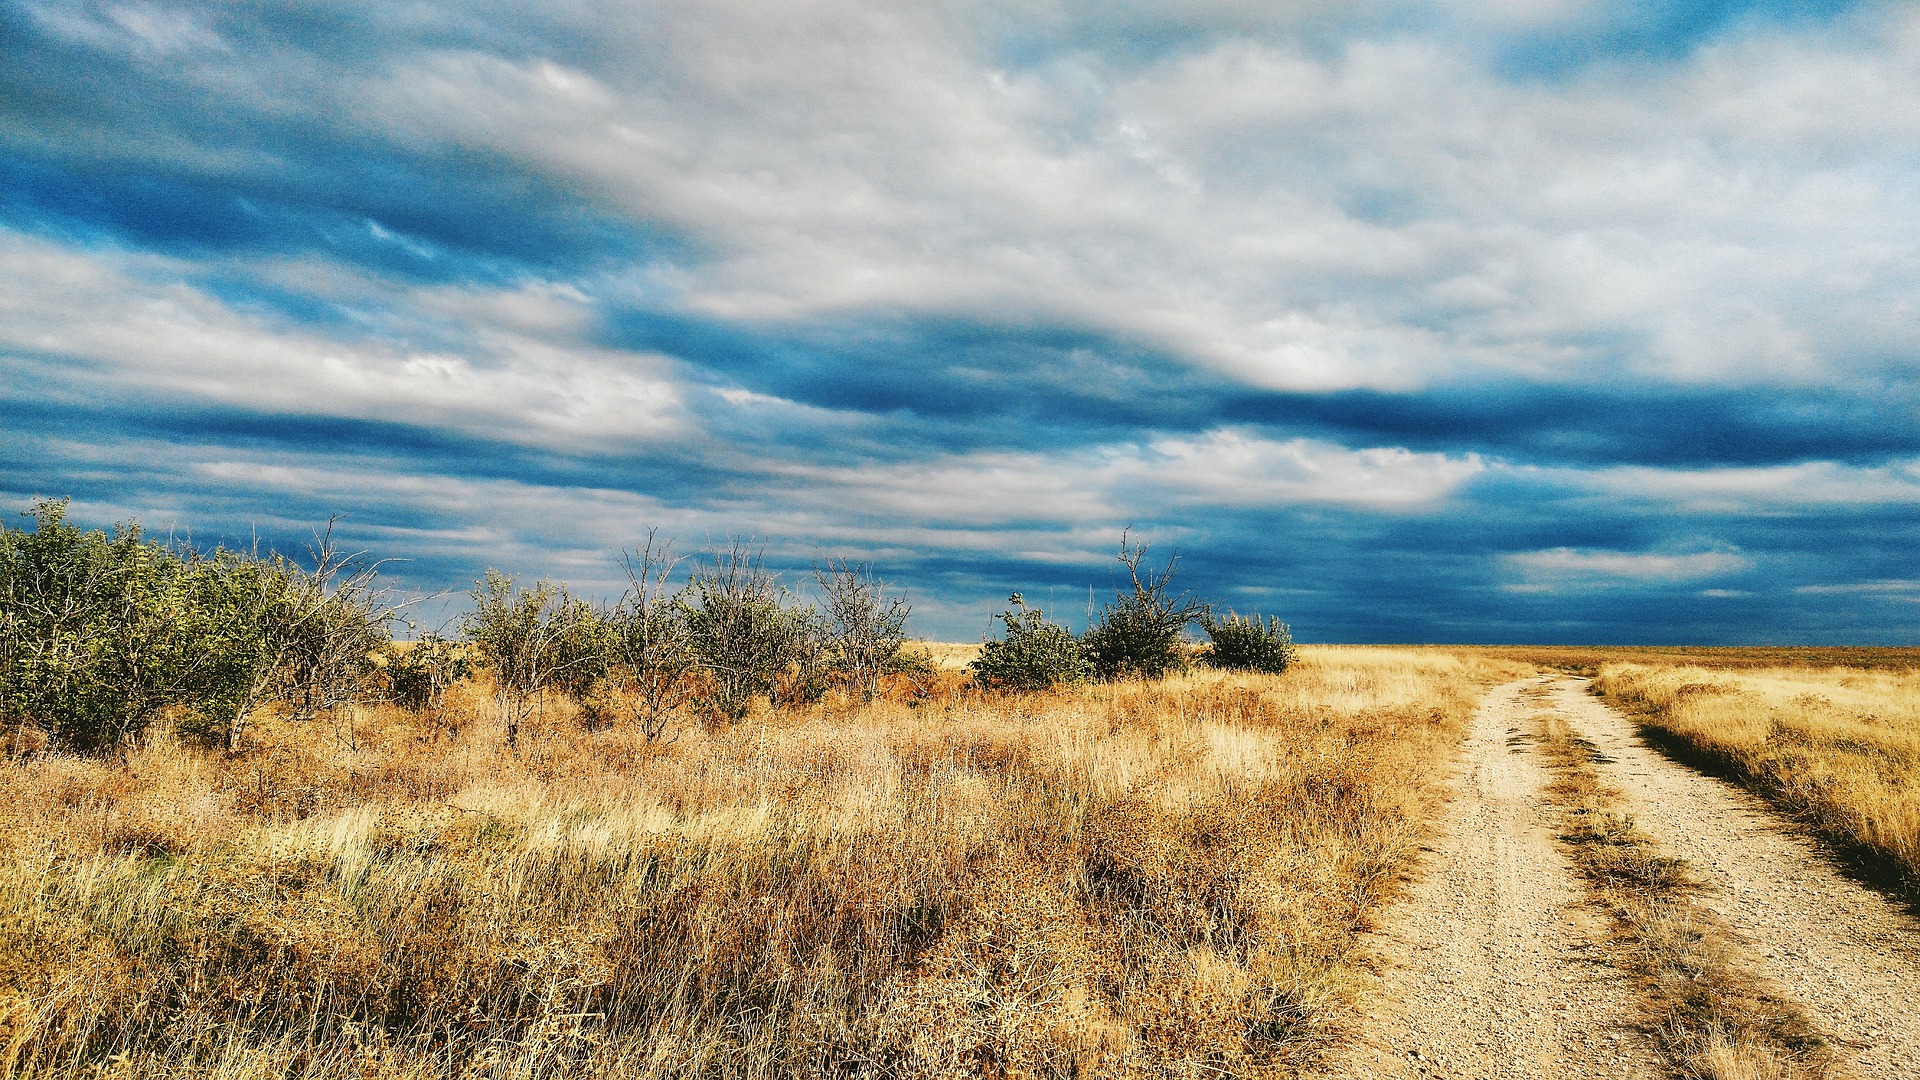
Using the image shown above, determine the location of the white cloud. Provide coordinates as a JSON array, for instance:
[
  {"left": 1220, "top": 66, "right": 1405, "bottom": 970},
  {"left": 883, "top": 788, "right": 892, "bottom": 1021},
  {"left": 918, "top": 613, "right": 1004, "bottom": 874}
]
[
  {"left": 1794, "top": 580, "right": 1920, "bottom": 598},
  {"left": 1573, "top": 459, "right": 1920, "bottom": 513},
  {"left": 325, "top": 2, "right": 1920, "bottom": 393},
  {"left": 1505, "top": 547, "right": 1751, "bottom": 590},
  {"left": 0, "top": 231, "right": 687, "bottom": 448},
  {"left": 770, "top": 430, "right": 1482, "bottom": 525}
]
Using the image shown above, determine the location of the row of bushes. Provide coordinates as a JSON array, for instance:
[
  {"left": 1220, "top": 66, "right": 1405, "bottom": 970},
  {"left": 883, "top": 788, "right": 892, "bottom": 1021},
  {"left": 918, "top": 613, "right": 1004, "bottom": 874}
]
[
  {"left": 1, "top": 502, "right": 1293, "bottom": 753},
  {"left": 0, "top": 501, "right": 390, "bottom": 752},
  {"left": 453, "top": 537, "right": 922, "bottom": 746},
  {"left": 970, "top": 534, "right": 1295, "bottom": 690}
]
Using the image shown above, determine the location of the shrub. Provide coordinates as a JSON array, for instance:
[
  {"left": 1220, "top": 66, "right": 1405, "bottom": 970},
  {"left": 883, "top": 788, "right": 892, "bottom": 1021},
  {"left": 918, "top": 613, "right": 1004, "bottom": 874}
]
[
  {"left": 1079, "top": 533, "right": 1208, "bottom": 681},
  {"left": 0, "top": 500, "right": 395, "bottom": 752},
  {"left": 679, "top": 542, "right": 822, "bottom": 720},
  {"left": 382, "top": 632, "right": 472, "bottom": 731},
  {"left": 460, "top": 571, "right": 597, "bottom": 745},
  {"left": 1199, "top": 611, "right": 1298, "bottom": 674},
  {"left": 0, "top": 500, "right": 202, "bottom": 750},
  {"left": 268, "top": 524, "right": 393, "bottom": 726},
  {"left": 591, "top": 532, "right": 700, "bottom": 741},
  {"left": 815, "top": 558, "right": 912, "bottom": 701},
  {"left": 970, "top": 594, "right": 1090, "bottom": 691}
]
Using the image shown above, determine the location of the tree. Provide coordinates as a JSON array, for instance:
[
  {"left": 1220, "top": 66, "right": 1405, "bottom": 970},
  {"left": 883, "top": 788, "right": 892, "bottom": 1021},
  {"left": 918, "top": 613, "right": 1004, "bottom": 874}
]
[
  {"left": 593, "top": 531, "right": 700, "bottom": 742},
  {"left": 814, "top": 558, "right": 911, "bottom": 702},
  {"left": 1079, "top": 531, "right": 1208, "bottom": 681},
  {"left": 679, "top": 541, "right": 821, "bottom": 720},
  {"left": 461, "top": 571, "right": 596, "bottom": 746}
]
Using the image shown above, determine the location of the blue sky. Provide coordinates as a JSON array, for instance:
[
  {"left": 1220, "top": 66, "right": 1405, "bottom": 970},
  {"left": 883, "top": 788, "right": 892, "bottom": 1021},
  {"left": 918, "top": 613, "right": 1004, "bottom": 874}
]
[{"left": 3, "top": 0, "right": 1916, "bottom": 643}]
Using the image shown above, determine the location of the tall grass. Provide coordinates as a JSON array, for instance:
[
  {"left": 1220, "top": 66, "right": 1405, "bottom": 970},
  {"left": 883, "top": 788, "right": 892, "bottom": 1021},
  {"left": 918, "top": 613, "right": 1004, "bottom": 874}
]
[
  {"left": 0, "top": 648, "right": 1521, "bottom": 1079},
  {"left": 1593, "top": 663, "right": 1920, "bottom": 901}
]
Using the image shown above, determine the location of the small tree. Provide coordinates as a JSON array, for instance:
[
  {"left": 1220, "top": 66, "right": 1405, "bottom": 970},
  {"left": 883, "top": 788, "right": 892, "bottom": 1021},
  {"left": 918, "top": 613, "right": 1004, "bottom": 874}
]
[
  {"left": 383, "top": 631, "right": 472, "bottom": 734},
  {"left": 275, "top": 523, "right": 394, "bottom": 727},
  {"left": 679, "top": 541, "right": 821, "bottom": 720},
  {"left": 461, "top": 571, "right": 595, "bottom": 746},
  {"left": 1079, "top": 532, "right": 1208, "bottom": 681},
  {"left": 0, "top": 500, "right": 205, "bottom": 751},
  {"left": 1199, "top": 611, "right": 1297, "bottom": 674},
  {"left": 970, "top": 594, "right": 1090, "bottom": 691},
  {"left": 593, "top": 531, "right": 700, "bottom": 742},
  {"left": 815, "top": 558, "right": 911, "bottom": 702}
]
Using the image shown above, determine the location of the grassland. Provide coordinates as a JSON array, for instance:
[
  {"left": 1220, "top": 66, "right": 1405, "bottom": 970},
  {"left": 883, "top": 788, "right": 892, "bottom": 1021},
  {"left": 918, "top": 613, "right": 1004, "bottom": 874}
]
[
  {"left": 1592, "top": 661, "right": 1920, "bottom": 905},
  {"left": 0, "top": 647, "right": 1525, "bottom": 1079}
]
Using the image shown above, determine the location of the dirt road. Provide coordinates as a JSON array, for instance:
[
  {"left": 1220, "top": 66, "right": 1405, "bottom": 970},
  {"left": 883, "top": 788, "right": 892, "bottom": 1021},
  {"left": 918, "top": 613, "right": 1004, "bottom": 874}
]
[
  {"left": 1548, "top": 678, "right": 1920, "bottom": 1079},
  {"left": 1318, "top": 675, "right": 1920, "bottom": 1079},
  {"left": 1316, "top": 679, "right": 1666, "bottom": 1078}
]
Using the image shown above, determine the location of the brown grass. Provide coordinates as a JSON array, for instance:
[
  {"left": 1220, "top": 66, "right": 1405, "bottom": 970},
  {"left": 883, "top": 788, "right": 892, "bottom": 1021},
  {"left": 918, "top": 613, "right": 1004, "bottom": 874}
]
[
  {"left": 0, "top": 647, "right": 1524, "bottom": 1079},
  {"left": 1448, "top": 646, "right": 1920, "bottom": 677},
  {"left": 1523, "top": 686, "right": 1841, "bottom": 1080},
  {"left": 1593, "top": 663, "right": 1920, "bottom": 904}
]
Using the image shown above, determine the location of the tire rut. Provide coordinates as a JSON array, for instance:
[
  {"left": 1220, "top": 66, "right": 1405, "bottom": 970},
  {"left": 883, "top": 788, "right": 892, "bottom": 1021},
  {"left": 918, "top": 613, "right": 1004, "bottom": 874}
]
[
  {"left": 1548, "top": 678, "right": 1920, "bottom": 1080},
  {"left": 1315, "top": 679, "right": 1665, "bottom": 1079}
]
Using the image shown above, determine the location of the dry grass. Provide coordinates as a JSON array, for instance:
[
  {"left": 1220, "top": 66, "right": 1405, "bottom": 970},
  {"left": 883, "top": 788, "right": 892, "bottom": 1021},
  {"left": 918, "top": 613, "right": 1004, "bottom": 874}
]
[
  {"left": 903, "top": 642, "right": 982, "bottom": 671},
  {"left": 1523, "top": 687, "right": 1840, "bottom": 1080},
  {"left": 1448, "top": 646, "right": 1920, "bottom": 677},
  {"left": 0, "top": 647, "right": 1523, "bottom": 1079},
  {"left": 1593, "top": 663, "right": 1920, "bottom": 903}
]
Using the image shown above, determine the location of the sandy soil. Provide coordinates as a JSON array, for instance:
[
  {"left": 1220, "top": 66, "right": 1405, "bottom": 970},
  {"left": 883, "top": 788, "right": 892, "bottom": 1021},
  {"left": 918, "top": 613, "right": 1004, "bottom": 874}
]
[
  {"left": 1316, "top": 678, "right": 1666, "bottom": 1079},
  {"left": 1549, "top": 677, "right": 1920, "bottom": 1080}
]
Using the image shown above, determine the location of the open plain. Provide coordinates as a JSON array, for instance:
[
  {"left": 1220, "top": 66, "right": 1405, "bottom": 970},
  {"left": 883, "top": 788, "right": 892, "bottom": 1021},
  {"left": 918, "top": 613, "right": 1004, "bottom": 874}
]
[{"left": 4, "top": 647, "right": 1919, "bottom": 1079}]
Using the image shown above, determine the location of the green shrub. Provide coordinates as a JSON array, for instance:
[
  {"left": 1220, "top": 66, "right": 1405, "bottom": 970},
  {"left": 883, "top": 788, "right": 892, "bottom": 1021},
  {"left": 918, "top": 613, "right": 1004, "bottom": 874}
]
[
  {"left": 0, "top": 500, "right": 395, "bottom": 751},
  {"left": 1080, "top": 533, "right": 1208, "bottom": 681},
  {"left": 1199, "top": 611, "right": 1298, "bottom": 674},
  {"left": 970, "top": 594, "right": 1090, "bottom": 691},
  {"left": 0, "top": 500, "right": 201, "bottom": 750},
  {"left": 679, "top": 542, "right": 823, "bottom": 720},
  {"left": 383, "top": 632, "right": 472, "bottom": 719}
]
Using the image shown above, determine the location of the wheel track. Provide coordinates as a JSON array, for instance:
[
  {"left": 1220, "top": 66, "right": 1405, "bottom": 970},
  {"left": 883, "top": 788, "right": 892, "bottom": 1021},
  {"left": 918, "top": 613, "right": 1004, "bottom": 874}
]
[
  {"left": 1548, "top": 677, "right": 1920, "bottom": 1080},
  {"left": 1315, "top": 678, "right": 1664, "bottom": 1079}
]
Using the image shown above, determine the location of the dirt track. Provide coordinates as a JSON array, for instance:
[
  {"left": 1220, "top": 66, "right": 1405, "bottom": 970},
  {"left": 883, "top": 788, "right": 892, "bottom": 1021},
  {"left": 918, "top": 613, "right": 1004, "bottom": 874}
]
[
  {"left": 1549, "top": 677, "right": 1920, "bottom": 1079},
  {"left": 1318, "top": 675, "right": 1920, "bottom": 1079},
  {"left": 1317, "top": 679, "right": 1665, "bottom": 1078}
]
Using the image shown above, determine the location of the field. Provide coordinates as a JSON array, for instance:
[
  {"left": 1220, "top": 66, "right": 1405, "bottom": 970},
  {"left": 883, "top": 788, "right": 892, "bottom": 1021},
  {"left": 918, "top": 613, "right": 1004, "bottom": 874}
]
[
  {"left": 0, "top": 647, "right": 1525, "bottom": 1079},
  {"left": 5, "top": 644, "right": 1920, "bottom": 1080}
]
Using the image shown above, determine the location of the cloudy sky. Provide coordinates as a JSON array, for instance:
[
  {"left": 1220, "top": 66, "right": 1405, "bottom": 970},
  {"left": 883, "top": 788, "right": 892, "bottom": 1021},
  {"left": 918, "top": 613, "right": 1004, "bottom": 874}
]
[{"left": 4, "top": 0, "right": 1917, "bottom": 643}]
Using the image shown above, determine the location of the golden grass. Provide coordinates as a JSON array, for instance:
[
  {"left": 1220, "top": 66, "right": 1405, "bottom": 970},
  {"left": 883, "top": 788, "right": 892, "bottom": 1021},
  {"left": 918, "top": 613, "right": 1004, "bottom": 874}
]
[
  {"left": 902, "top": 641, "right": 982, "bottom": 671},
  {"left": 0, "top": 647, "right": 1524, "bottom": 1079},
  {"left": 1593, "top": 663, "right": 1920, "bottom": 901},
  {"left": 1524, "top": 689, "right": 1839, "bottom": 1080}
]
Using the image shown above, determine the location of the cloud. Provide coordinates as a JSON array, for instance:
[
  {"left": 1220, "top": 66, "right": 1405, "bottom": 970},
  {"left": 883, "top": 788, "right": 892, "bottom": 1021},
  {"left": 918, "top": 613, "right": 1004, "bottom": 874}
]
[
  {"left": 1504, "top": 546, "right": 1752, "bottom": 590},
  {"left": 1573, "top": 458, "right": 1920, "bottom": 512},
  {"left": 1793, "top": 579, "right": 1920, "bottom": 598},
  {"left": 0, "top": 230, "right": 687, "bottom": 448},
  {"left": 5, "top": 0, "right": 1920, "bottom": 643}
]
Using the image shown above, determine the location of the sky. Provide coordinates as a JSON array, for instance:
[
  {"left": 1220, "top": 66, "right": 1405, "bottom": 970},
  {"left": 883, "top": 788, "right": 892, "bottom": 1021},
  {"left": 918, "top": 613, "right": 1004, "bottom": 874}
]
[{"left": 2, "top": 0, "right": 1917, "bottom": 644}]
